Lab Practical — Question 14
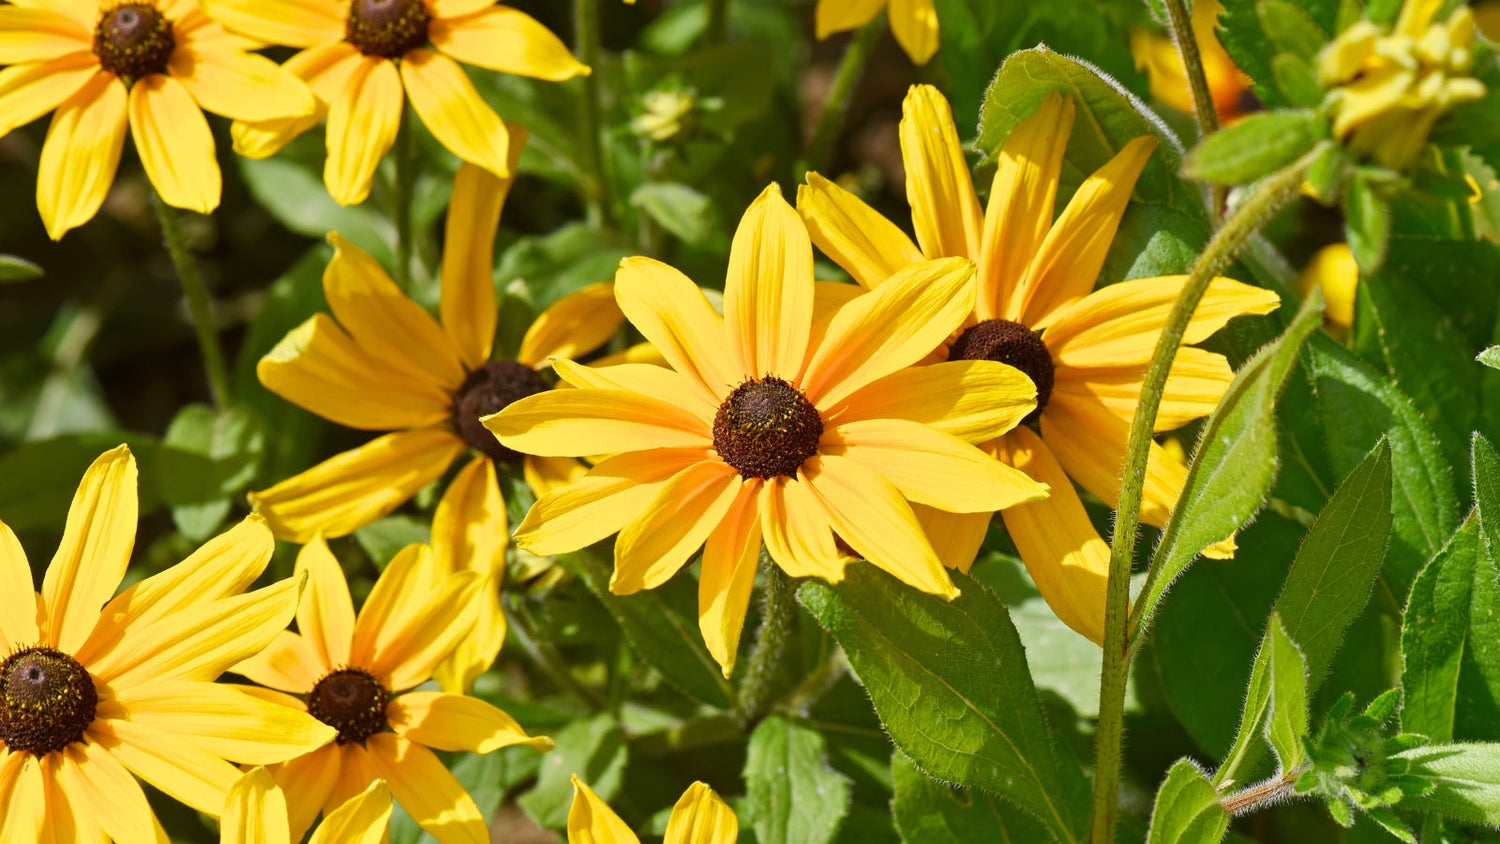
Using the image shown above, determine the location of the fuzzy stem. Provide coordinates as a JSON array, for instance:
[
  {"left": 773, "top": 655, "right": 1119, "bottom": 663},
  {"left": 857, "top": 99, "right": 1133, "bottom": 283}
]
[
  {"left": 802, "top": 17, "right": 881, "bottom": 177},
  {"left": 1087, "top": 153, "right": 1316, "bottom": 844},
  {"left": 1161, "top": 0, "right": 1228, "bottom": 221},
  {"left": 574, "top": 0, "right": 617, "bottom": 229},
  {"left": 150, "top": 192, "right": 231, "bottom": 409},
  {"left": 735, "top": 559, "right": 796, "bottom": 726},
  {"left": 1221, "top": 771, "right": 1303, "bottom": 814},
  {"left": 392, "top": 105, "right": 416, "bottom": 291}
]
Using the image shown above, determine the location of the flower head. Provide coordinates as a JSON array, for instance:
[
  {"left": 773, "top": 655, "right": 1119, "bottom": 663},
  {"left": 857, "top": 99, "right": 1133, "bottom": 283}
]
[
  {"left": 797, "top": 86, "right": 1280, "bottom": 642},
  {"left": 568, "top": 775, "right": 737, "bottom": 844},
  {"left": 205, "top": 0, "right": 589, "bottom": 204},
  {"left": 221, "top": 768, "right": 391, "bottom": 844},
  {"left": 232, "top": 537, "right": 552, "bottom": 843},
  {"left": 0, "top": 0, "right": 315, "bottom": 238},
  {"left": 0, "top": 446, "right": 336, "bottom": 839},
  {"left": 1299, "top": 242, "right": 1359, "bottom": 340},
  {"left": 815, "top": 0, "right": 938, "bottom": 65},
  {"left": 487, "top": 183, "right": 1046, "bottom": 675},
  {"left": 1130, "top": 0, "right": 1254, "bottom": 123}
]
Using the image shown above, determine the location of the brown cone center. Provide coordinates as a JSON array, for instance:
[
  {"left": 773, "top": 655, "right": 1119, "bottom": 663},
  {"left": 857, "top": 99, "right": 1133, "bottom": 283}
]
[
  {"left": 0, "top": 647, "right": 98, "bottom": 756},
  {"left": 93, "top": 3, "right": 175, "bottom": 81},
  {"left": 345, "top": 0, "right": 430, "bottom": 58},
  {"left": 950, "top": 319, "right": 1055, "bottom": 425},
  {"left": 308, "top": 668, "right": 390, "bottom": 745},
  {"left": 712, "top": 376, "right": 824, "bottom": 479},
  {"left": 453, "top": 360, "right": 549, "bottom": 464}
]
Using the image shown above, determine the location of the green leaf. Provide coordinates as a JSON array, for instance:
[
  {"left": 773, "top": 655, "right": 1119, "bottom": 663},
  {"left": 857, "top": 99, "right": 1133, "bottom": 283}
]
[
  {"left": 1395, "top": 743, "right": 1500, "bottom": 827},
  {"left": 630, "top": 182, "right": 716, "bottom": 245},
  {"left": 0, "top": 254, "right": 42, "bottom": 282},
  {"left": 1138, "top": 289, "right": 1324, "bottom": 625},
  {"left": 517, "top": 713, "right": 627, "bottom": 830},
  {"left": 1184, "top": 111, "right": 1321, "bottom": 185},
  {"left": 1219, "top": 0, "right": 1338, "bottom": 107},
  {"left": 1475, "top": 435, "right": 1500, "bottom": 556},
  {"left": 354, "top": 515, "right": 431, "bottom": 568},
  {"left": 1305, "top": 142, "right": 1350, "bottom": 203},
  {"left": 1346, "top": 177, "right": 1393, "bottom": 274},
  {"left": 745, "top": 716, "right": 852, "bottom": 844},
  {"left": 1256, "top": 0, "right": 1328, "bottom": 61},
  {"left": 892, "top": 752, "right": 1047, "bottom": 843},
  {"left": 0, "top": 434, "right": 165, "bottom": 533},
  {"left": 1147, "top": 759, "right": 1230, "bottom": 844},
  {"left": 1265, "top": 614, "right": 1311, "bottom": 771},
  {"left": 1483, "top": 346, "right": 1500, "bottom": 371},
  {"left": 158, "top": 404, "right": 265, "bottom": 541},
  {"left": 800, "top": 565, "right": 1090, "bottom": 843},
  {"left": 239, "top": 155, "right": 394, "bottom": 264}
]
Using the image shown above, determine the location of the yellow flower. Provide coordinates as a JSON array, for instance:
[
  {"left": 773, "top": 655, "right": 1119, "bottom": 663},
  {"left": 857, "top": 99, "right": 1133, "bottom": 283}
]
[
  {"left": 1299, "top": 242, "right": 1359, "bottom": 339},
  {"left": 1318, "top": 0, "right": 1487, "bottom": 169},
  {"left": 796, "top": 86, "right": 1280, "bottom": 643},
  {"left": 232, "top": 537, "right": 553, "bottom": 844},
  {"left": 1130, "top": 0, "right": 1253, "bottom": 123},
  {"left": 205, "top": 0, "right": 588, "bottom": 205},
  {"left": 0, "top": 0, "right": 315, "bottom": 239},
  {"left": 568, "top": 775, "right": 737, "bottom": 844},
  {"left": 815, "top": 0, "right": 938, "bottom": 65},
  {"left": 221, "top": 768, "right": 391, "bottom": 844},
  {"left": 487, "top": 183, "right": 1047, "bottom": 675},
  {"left": 0, "top": 446, "right": 336, "bottom": 840}
]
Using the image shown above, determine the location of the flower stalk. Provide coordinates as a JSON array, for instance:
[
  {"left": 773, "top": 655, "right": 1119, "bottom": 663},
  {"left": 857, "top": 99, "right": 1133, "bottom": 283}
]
[
  {"left": 150, "top": 191, "right": 232, "bottom": 409},
  {"left": 734, "top": 558, "right": 797, "bottom": 726},
  {"left": 1161, "top": 0, "right": 1227, "bottom": 221},
  {"left": 802, "top": 17, "right": 882, "bottom": 176},
  {"left": 574, "top": 0, "right": 617, "bottom": 229}
]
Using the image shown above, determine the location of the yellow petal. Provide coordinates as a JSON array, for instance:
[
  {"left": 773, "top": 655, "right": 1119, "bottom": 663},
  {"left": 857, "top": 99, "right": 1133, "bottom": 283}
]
[
  {"left": 1052, "top": 346, "right": 1233, "bottom": 432},
  {"left": 129, "top": 73, "right": 220, "bottom": 214},
  {"left": 801, "top": 454, "right": 957, "bottom": 597},
  {"left": 797, "top": 172, "right": 924, "bottom": 289},
  {"left": 825, "top": 418, "right": 1048, "bottom": 512},
  {"left": 0, "top": 522, "right": 39, "bottom": 651},
  {"left": 900, "top": 85, "right": 982, "bottom": 260},
  {"left": 485, "top": 388, "right": 712, "bottom": 456},
  {"left": 1041, "top": 276, "right": 1281, "bottom": 367},
  {"left": 387, "top": 691, "right": 553, "bottom": 753},
  {"left": 0, "top": 51, "right": 97, "bottom": 137},
  {"left": 664, "top": 782, "right": 739, "bottom": 844},
  {"left": 230, "top": 43, "right": 359, "bottom": 160},
  {"left": 429, "top": 458, "right": 508, "bottom": 692},
  {"left": 365, "top": 572, "right": 484, "bottom": 692},
  {"left": 814, "top": 0, "right": 883, "bottom": 39},
  {"left": 513, "top": 448, "right": 708, "bottom": 556},
  {"left": 54, "top": 742, "right": 165, "bottom": 844},
  {"left": 888, "top": 0, "right": 939, "bottom": 65},
  {"left": 100, "top": 682, "right": 335, "bottom": 765},
  {"left": 1014, "top": 136, "right": 1157, "bottom": 326},
  {"left": 247, "top": 429, "right": 465, "bottom": 543},
  {"left": 231, "top": 629, "right": 324, "bottom": 693},
  {"left": 724, "top": 183, "right": 816, "bottom": 378},
  {"left": 308, "top": 777, "right": 392, "bottom": 844},
  {"left": 614, "top": 256, "right": 740, "bottom": 405},
  {"left": 1040, "top": 395, "right": 1187, "bottom": 528},
  {"left": 295, "top": 536, "right": 357, "bottom": 675},
  {"left": 169, "top": 44, "right": 315, "bottom": 123},
  {"left": 429, "top": 5, "right": 589, "bottom": 80},
  {"left": 568, "top": 775, "right": 638, "bottom": 844},
  {"left": 223, "top": 768, "right": 290, "bottom": 844},
  {"left": 698, "top": 481, "right": 762, "bottom": 677},
  {"left": 518, "top": 281, "right": 626, "bottom": 368},
  {"left": 325, "top": 744, "right": 382, "bottom": 824},
  {"left": 522, "top": 454, "right": 590, "bottom": 500},
  {"left": 367, "top": 734, "right": 489, "bottom": 844},
  {"left": 41, "top": 444, "right": 136, "bottom": 653},
  {"left": 441, "top": 155, "right": 522, "bottom": 370},
  {"left": 197, "top": 0, "right": 343, "bottom": 47},
  {"left": 1298, "top": 242, "right": 1358, "bottom": 335},
  {"left": 348, "top": 543, "right": 438, "bottom": 669},
  {"left": 993, "top": 428, "right": 1109, "bottom": 644},
  {"left": 266, "top": 750, "right": 341, "bottom": 842},
  {"left": 759, "top": 477, "right": 844, "bottom": 581},
  {"left": 979, "top": 91, "right": 1073, "bottom": 321},
  {"left": 800, "top": 256, "right": 977, "bottom": 407},
  {"left": 325, "top": 55, "right": 401, "bottom": 206},
  {"left": 0, "top": 752, "right": 46, "bottom": 843},
  {"left": 401, "top": 48, "right": 511, "bottom": 179},
  {"left": 430, "top": 0, "right": 496, "bottom": 16},
  {"left": 613, "top": 461, "right": 742, "bottom": 594},
  {"left": 828, "top": 359, "right": 1037, "bottom": 443},
  {"left": 551, "top": 356, "right": 716, "bottom": 426},
  {"left": 0, "top": 7, "right": 90, "bottom": 65},
  {"left": 911, "top": 504, "right": 990, "bottom": 572},
  {"left": 37, "top": 70, "right": 128, "bottom": 240},
  {"left": 88, "top": 718, "right": 242, "bottom": 816}
]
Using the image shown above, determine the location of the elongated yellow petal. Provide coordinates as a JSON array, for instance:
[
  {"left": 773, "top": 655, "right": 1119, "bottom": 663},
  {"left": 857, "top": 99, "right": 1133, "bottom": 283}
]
[
  {"left": 325, "top": 55, "right": 401, "bottom": 206},
  {"left": 197, "top": 0, "right": 343, "bottom": 47},
  {"left": 294, "top": 536, "right": 356, "bottom": 675},
  {"left": 888, "top": 0, "right": 939, "bottom": 65},
  {"left": 41, "top": 445, "right": 135, "bottom": 653},
  {"left": 900, "top": 85, "right": 981, "bottom": 260},
  {"left": 402, "top": 48, "right": 511, "bottom": 179},
  {"left": 699, "top": 481, "right": 762, "bottom": 676},
  {"left": 1040, "top": 395, "right": 1186, "bottom": 528},
  {"left": 523, "top": 454, "right": 590, "bottom": 500},
  {"left": 89, "top": 718, "right": 242, "bottom": 816},
  {"left": 802, "top": 454, "right": 957, "bottom": 597},
  {"left": 1299, "top": 242, "right": 1358, "bottom": 336},
  {"left": 231, "top": 43, "right": 358, "bottom": 160},
  {"left": 100, "top": 682, "right": 335, "bottom": 766},
  {"left": 55, "top": 742, "right": 165, "bottom": 844},
  {"left": 824, "top": 418, "right": 1048, "bottom": 512},
  {"left": 1052, "top": 346, "right": 1233, "bottom": 432},
  {"left": 0, "top": 51, "right": 97, "bottom": 137},
  {"left": 760, "top": 477, "right": 844, "bottom": 581},
  {"left": 800, "top": 256, "right": 976, "bottom": 407},
  {"left": 551, "top": 357, "right": 716, "bottom": 425},
  {"left": 37, "top": 70, "right": 127, "bottom": 239},
  {"left": 568, "top": 775, "right": 640, "bottom": 844},
  {"left": 431, "top": 459, "right": 507, "bottom": 693},
  {"left": 910, "top": 504, "right": 990, "bottom": 572},
  {"left": 370, "top": 573, "right": 483, "bottom": 692},
  {"left": 429, "top": 5, "right": 589, "bottom": 80},
  {"left": 613, "top": 461, "right": 742, "bottom": 594},
  {"left": 828, "top": 359, "right": 1036, "bottom": 443},
  {"left": 486, "top": 388, "right": 712, "bottom": 456},
  {"left": 266, "top": 750, "right": 341, "bottom": 843},
  {"left": 0, "top": 523, "right": 38, "bottom": 651},
  {"left": 614, "top": 256, "right": 740, "bottom": 404},
  {"left": 724, "top": 183, "right": 816, "bottom": 378},
  {"left": 430, "top": 0, "right": 495, "bottom": 16},
  {"left": 518, "top": 281, "right": 626, "bottom": 369},
  {"left": 0, "top": 7, "right": 89, "bottom": 65},
  {"left": 442, "top": 154, "right": 522, "bottom": 369},
  {"left": 169, "top": 44, "right": 314, "bottom": 123},
  {"left": 388, "top": 691, "right": 553, "bottom": 753},
  {"left": 993, "top": 428, "right": 1109, "bottom": 644},
  {"left": 0, "top": 752, "right": 46, "bottom": 843},
  {"left": 664, "top": 782, "right": 739, "bottom": 844},
  {"left": 223, "top": 768, "right": 290, "bottom": 844},
  {"left": 247, "top": 429, "right": 466, "bottom": 543},
  {"left": 231, "top": 629, "right": 323, "bottom": 694},
  {"left": 797, "top": 172, "right": 924, "bottom": 289},
  {"left": 308, "top": 777, "right": 392, "bottom": 844},
  {"left": 349, "top": 544, "right": 438, "bottom": 671},
  {"left": 129, "top": 74, "right": 220, "bottom": 214},
  {"left": 367, "top": 734, "right": 489, "bottom": 844},
  {"left": 813, "top": 0, "right": 883, "bottom": 39}
]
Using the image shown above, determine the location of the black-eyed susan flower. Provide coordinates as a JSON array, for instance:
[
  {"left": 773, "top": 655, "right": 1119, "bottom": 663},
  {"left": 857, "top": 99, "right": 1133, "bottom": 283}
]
[
  {"left": 1130, "top": 0, "right": 1254, "bottom": 123},
  {"left": 797, "top": 86, "right": 1280, "bottom": 643},
  {"left": 568, "top": 775, "right": 737, "bottom": 844},
  {"left": 0, "top": 445, "right": 336, "bottom": 839},
  {"left": 204, "top": 0, "right": 588, "bottom": 205},
  {"left": 0, "top": 0, "right": 315, "bottom": 238},
  {"left": 221, "top": 768, "right": 391, "bottom": 844},
  {"left": 486, "top": 183, "right": 1047, "bottom": 675},
  {"left": 1299, "top": 242, "right": 1359, "bottom": 340},
  {"left": 814, "top": 0, "right": 938, "bottom": 65},
  {"left": 232, "top": 537, "right": 552, "bottom": 843}
]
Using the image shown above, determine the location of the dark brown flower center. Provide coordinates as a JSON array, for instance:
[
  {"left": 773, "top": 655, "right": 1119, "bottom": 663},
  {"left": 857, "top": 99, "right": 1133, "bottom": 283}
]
[
  {"left": 308, "top": 668, "right": 390, "bottom": 745},
  {"left": 713, "top": 376, "right": 824, "bottom": 479},
  {"left": 0, "top": 647, "right": 98, "bottom": 756},
  {"left": 950, "top": 319, "right": 1054, "bottom": 425},
  {"left": 453, "top": 360, "right": 548, "bottom": 463},
  {"left": 93, "top": 3, "right": 175, "bottom": 81},
  {"left": 345, "top": 0, "right": 430, "bottom": 58}
]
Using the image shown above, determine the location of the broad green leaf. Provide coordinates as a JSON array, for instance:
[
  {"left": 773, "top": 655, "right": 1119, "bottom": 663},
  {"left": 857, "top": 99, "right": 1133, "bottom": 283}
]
[
  {"left": 354, "top": 515, "right": 431, "bottom": 569},
  {"left": 239, "top": 155, "right": 394, "bottom": 264},
  {"left": 800, "top": 566, "right": 1090, "bottom": 843},
  {"left": 158, "top": 404, "right": 265, "bottom": 541},
  {"left": 0, "top": 433, "right": 165, "bottom": 533},
  {"left": 1474, "top": 435, "right": 1500, "bottom": 556},
  {"left": 1184, "top": 111, "right": 1321, "bottom": 185},
  {"left": 1265, "top": 615, "right": 1310, "bottom": 771},
  {"left": 745, "top": 716, "right": 852, "bottom": 844},
  {"left": 0, "top": 254, "right": 42, "bottom": 282},
  {"left": 1138, "top": 289, "right": 1324, "bottom": 625},
  {"left": 1218, "top": 0, "right": 1339, "bottom": 107},
  {"left": 1395, "top": 743, "right": 1500, "bottom": 827},
  {"left": 1147, "top": 759, "right": 1230, "bottom": 844},
  {"left": 892, "top": 752, "right": 1046, "bottom": 843},
  {"left": 1345, "top": 177, "right": 1392, "bottom": 274},
  {"left": 517, "top": 713, "right": 627, "bottom": 830},
  {"left": 560, "top": 552, "right": 733, "bottom": 709},
  {"left": 630, "top": 182, "right": 716, "bottom": 245},
  {"left": 1481, "top": 346, "right": 1500, "bottom": 372},
  {"left": 1256, "top": 0, "right": 1327, "bottom": 61}
]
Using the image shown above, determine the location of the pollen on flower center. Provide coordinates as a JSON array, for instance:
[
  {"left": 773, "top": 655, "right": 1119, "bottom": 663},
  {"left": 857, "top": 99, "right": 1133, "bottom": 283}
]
[
  {"left": 950, "top": 319, "right": 1054, "bottom": 425},
  {"left": 0, "top": 647, "right": 98, "bottom": 756},
  {"left": 308, "top": 668, "right": 390, "bottom": 745},
  {"left": 93, "top": 3, "right": 175, "bottom": 81},
  {"left": 345, "top": 0, "right": 431, "bottom": 58},
  {"left": 454, "top": 360, "right": 548, "bottom": 463},
  {"left": 712, "top": 376, "right": 824, "bottom": 479}
]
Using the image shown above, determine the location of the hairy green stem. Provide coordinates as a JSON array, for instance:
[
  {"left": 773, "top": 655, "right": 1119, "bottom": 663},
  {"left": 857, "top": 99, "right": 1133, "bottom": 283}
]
[
  {"left": 735, "top": 560, "right": 796, "bottom": 726},
  {"left": 1161, "top": 0, "right": 1228, "bottom": 221},
  {"left": 802, "top": 17, "right": 881, "bottom": 177},
  {"left": 574, "top": 0, "right": 617, "bottom": 229},
  {"left": 150, "top": 192, "right": 231, "bottom": 409},
  {"left": 392, "top": 105, "right": 416, "bottom": 291},
  {"left": 1088, "top": 154, "right": 1316, "bottom": 844},
  {"left": 1220, "top": 770, "right": 1303, "bottom": 814}
]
